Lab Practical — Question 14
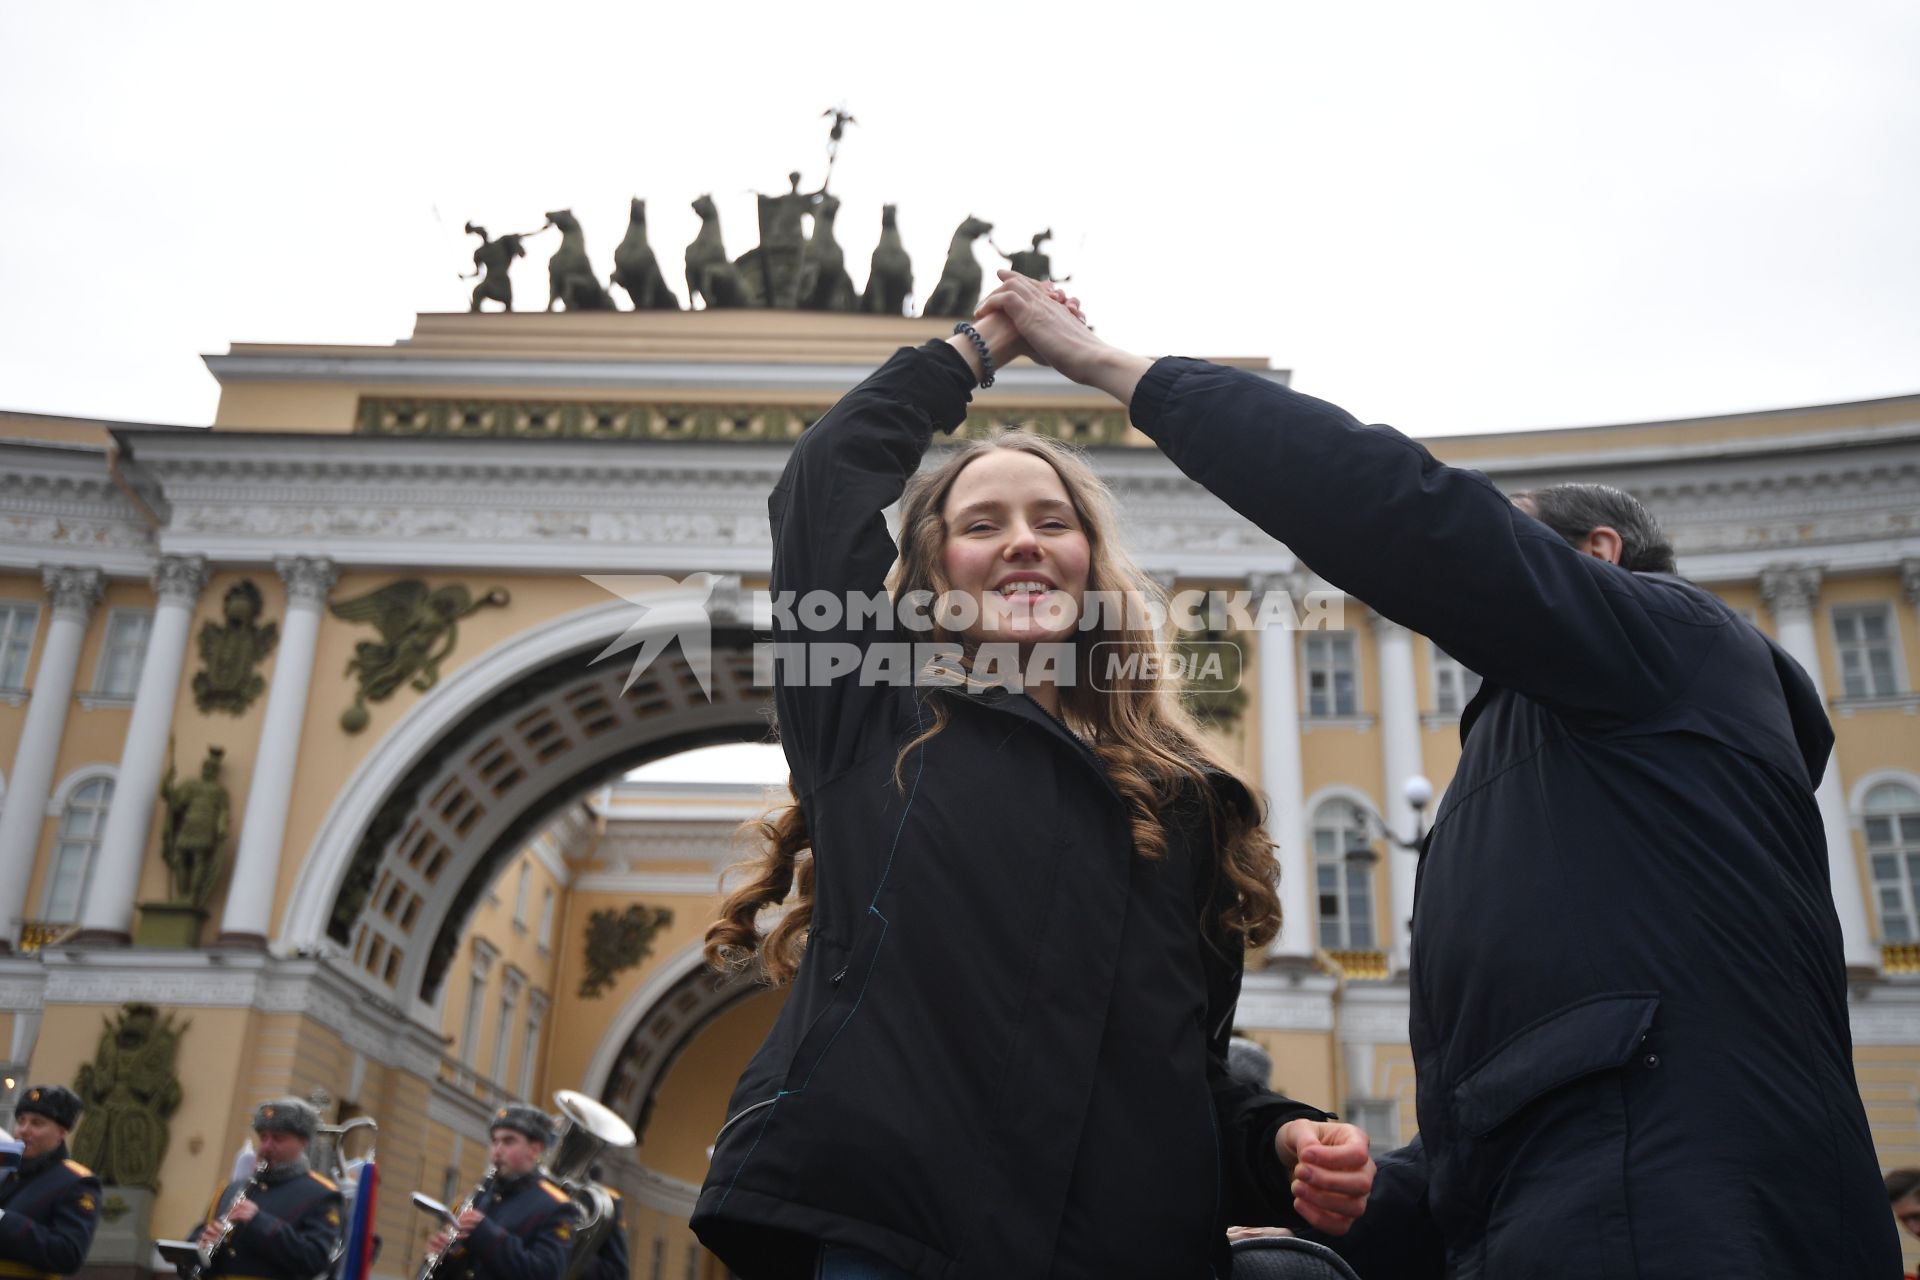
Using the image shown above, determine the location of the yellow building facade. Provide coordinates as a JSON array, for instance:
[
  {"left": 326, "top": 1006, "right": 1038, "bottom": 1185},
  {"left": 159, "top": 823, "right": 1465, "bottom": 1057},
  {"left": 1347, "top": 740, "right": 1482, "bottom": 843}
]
[{"left": 1, "top": 310, "right": 1917, "bottom": 1275}]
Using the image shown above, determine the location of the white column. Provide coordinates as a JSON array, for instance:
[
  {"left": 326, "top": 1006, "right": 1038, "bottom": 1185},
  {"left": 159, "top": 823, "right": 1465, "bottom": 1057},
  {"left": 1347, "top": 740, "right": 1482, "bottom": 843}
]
[
  {"left": 1371, "top": 612, "right": 1424, "bottom": 972},
  {"left": 1760, "top": 565, "right": 1876, "bottom": 970},
  {"left": 1255, "top": 572, "right": 1313, "bottom": 960},
  {"left": 75, "top": 554, "right": 207, "bottom": 943},
  {"left": 218, "top": 557, "right": 337, "bottom": 947},
  {"left": 0, "top": 567, "right": 104, "bottom": 949},
  {"left": 1903, "top": 559, "right": 1920, "bottom": 634}
]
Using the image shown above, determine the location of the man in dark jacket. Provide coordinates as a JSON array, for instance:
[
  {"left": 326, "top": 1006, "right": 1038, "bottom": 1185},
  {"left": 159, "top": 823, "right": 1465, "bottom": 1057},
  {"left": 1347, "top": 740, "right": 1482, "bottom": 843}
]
[
  {"left": 0, "top": 1084, "right": 100, "bottom": 1279},
  {"left": 186, "top": 1098, "right": 343, "bottom": 1280},
  {"left": 982, "top": 273, "right": 1901, "bottom": 1278},
  {"left": 423, "top": 1106, "right": 575, "bottom": 1280}
]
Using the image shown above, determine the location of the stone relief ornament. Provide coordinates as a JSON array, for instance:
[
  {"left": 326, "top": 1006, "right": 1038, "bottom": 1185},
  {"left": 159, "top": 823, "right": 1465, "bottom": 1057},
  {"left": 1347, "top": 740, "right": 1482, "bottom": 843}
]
[
  {"left": 70, "top": 1003, "right": 189, "bottom": 1190},
  {"left": 193, "top": 580, "right": 278, "bottom": 715},
  {"left": 579, "top": 903, "right": 674, "bottom": 998},
  {"left": 330, "top": 580, "right": 511, "bottom": 733}
]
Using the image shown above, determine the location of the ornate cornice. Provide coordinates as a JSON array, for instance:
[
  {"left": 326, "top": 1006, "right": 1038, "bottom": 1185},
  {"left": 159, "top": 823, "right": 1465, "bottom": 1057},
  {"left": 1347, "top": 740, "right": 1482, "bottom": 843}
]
[
  {"left": 275, "top": 555, "right": 338, "bottom": 605},
  {"left": 1759, "top": 564, "right": 1823, "bottom": 618},
  {"left": 0, "top": 447, "right": 156, "bottom": 574},
  {"left": 41, "top": 565, "right": 104, "bottom": 620}
]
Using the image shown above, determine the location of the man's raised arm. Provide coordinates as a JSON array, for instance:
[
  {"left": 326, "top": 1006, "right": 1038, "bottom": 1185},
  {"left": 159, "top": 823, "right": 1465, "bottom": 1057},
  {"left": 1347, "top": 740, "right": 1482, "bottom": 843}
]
[{"left": 980, "top": 273, "right": 1706, "bottom": 720}]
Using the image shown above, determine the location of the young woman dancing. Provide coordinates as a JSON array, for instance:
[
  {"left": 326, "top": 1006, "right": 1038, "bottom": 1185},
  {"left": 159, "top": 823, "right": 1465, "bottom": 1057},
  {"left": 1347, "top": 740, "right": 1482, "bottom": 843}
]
[{"left": 691, "top": 312, "right": 1374, "bottom": 1280}]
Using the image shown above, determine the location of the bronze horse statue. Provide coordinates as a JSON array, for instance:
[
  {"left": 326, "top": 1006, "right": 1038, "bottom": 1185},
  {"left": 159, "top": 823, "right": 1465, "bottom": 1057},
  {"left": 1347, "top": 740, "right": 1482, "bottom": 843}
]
[
  {"left": 611, "top": 198, "right": 680, "bottom": 310},
  {"left": 544, "top": 208, "right": 614, "bottom": 311},
  {"left": 860, "top": 204, "right": 913, "bottom": 316},
  {"left": 922, "top": 214, "right": 994, "bottom": 318}
]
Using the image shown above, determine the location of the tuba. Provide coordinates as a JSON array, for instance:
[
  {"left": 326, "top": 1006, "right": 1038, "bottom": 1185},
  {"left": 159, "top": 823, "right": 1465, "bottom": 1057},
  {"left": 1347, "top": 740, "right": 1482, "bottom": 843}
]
[
  {"left": 311, "top": 1116, "right": 378, "bottom": 1279},
  {"left": 540, "top": 1091, "right": 637, "bottom": 1280}
]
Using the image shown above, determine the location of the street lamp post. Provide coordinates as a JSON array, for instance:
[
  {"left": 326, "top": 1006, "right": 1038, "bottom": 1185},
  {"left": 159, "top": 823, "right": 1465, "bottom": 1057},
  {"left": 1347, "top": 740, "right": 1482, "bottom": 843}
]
[{"left": 1345, "top": 775, "right": 1434, "bottom": 864}]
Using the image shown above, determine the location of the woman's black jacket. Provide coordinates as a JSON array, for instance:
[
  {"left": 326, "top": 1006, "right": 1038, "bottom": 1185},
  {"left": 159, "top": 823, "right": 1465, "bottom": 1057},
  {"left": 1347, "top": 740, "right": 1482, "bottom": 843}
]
[{"left": 690, "top": 343, "right": 1327, "bottom": 1279}]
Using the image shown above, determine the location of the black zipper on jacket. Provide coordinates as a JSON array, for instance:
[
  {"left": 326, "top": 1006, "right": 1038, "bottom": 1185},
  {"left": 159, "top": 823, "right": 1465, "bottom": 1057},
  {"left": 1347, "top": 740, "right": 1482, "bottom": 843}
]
[{"left": 954, "top": 686, "right": 1124, "bottom": 808}]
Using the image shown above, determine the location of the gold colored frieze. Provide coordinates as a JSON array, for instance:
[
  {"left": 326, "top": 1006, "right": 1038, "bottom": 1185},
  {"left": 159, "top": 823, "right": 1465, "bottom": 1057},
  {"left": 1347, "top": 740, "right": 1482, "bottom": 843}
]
[{"left": 354, "top": 397, "right": 1137, "bottom": 446}]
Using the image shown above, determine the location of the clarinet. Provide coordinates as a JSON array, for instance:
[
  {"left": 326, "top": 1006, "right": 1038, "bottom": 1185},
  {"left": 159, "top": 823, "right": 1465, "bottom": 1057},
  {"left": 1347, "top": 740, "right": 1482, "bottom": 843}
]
[
  {"left": 416, "top": 1167, "right": 497, "bottom": 1280},
  {"left": 190, "top": 1159, "right": 269, "bottom": 1280}
]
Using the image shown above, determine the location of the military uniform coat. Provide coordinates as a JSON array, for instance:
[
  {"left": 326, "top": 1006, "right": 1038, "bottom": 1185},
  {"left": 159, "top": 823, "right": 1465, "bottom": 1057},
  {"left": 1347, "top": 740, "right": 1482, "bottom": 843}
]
[
  {"left": 691, "top": 344, "right": 1330, "bottom": 1280},
  {"left": 0, "top": 1145, "right": 100, "bottom": 1279},
  {"left": 440, "top": 1173, "right": 576, "bottom": 1280},
  {"left": 197, "top": 1163, "right": 343, "bottom": 1280},
  {"left": 1126, "top": 356, "right": 1901, "bottom": 1278}
]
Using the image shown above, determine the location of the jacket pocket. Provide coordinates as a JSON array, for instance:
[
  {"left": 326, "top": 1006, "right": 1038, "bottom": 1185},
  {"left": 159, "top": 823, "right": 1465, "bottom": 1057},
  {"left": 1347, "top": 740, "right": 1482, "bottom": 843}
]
[
  {"left": 1452, "top": 992, "right": 1659, "bottom": 1137},
  {"left": 1441, "top": 993, "right": 1659, "bottom": 1279},
  {"left": 779, "top": 911, "right": 889, "bottom": 1094}
]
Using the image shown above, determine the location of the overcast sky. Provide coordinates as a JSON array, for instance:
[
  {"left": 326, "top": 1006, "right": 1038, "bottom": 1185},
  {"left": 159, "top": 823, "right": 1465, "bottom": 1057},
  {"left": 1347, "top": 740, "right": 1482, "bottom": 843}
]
[{"left": 3, "top": 0, "right": 1916, "bottom": 436}]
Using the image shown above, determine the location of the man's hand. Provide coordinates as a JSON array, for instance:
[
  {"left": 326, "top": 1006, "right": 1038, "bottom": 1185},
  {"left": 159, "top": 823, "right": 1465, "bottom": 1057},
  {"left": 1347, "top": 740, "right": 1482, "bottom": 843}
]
[
  {"left": 974, "top": 271, "right": 1152, "bottom": 406},
  {"left": 1226, "top": 1225, "right": 1296, "bottom": 1242},
  {"left": 425, "top": 1230, "right": 450, "bottom": 1257},
  {"left": 1276, "top": 1118, "right": 1375, "bottom": 1236},
  {"left": 225, "top": 1198, "right": 258, "bottom": 1224},
  {"left": 454, "top": 1208, "right": 485, "bottom": 1234}
]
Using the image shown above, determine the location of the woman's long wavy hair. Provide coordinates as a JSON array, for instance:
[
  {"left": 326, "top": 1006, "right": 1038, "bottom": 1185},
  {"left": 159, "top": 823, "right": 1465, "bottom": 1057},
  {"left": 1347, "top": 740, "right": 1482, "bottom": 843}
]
[{"left": 706, "top": 430, "right": 1282, "bottom": 983}]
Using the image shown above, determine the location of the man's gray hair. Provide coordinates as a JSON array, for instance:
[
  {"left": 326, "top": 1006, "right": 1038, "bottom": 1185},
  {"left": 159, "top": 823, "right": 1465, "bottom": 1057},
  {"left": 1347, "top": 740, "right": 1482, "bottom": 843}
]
[
  {"left": 1513, "top": 483, "right": 1676, "bottom": 574},
  {"left": 1225, "top": 1035, "right": 1274, "bottom": 1090}
]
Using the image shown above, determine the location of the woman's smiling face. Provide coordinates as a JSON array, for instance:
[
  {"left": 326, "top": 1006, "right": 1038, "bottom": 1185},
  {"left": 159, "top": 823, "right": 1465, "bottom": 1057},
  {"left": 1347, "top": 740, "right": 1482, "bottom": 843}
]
[{"left": 939, "top": 448, "right": 1092, "bottom": 652}]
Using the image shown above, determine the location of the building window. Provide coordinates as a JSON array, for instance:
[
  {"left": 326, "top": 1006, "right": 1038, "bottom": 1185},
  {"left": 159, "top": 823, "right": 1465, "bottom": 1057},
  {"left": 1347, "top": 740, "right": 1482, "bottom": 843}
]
[
  {"left": 1833, "top": 604, "right": 1901, "bottom": 698},
  {"left": 514, "top": 862, "right": 531, "bottom": 930},
  {"left": 1431, "top": 646, "right": 1482, "bottom": 715},
  {"left": 492, "top": 968, "right": 524, "bottom": 1087},
  {"left": 460, "top": 942, "right": 496, "bottom": 1069},
  {"left": 41, "top": 777, "right": 113, "bottom": 921},
  {"left": 1343, "top": 1098, "right": 1398, "bottom": 1151},
  {"left": 0, "top": 602, "right": 39, "bottom": 690},
  {"left": 93, "top": 609, "right": 153, "bottom": 697},
  {"left": 518, "top": 992, "right": 549, "bottom": 1100},
  {"left": 538, "top": 886, "right": 555, "bottom": 952},
  {"left": 1311, "top": 801, "right": 1375, "bottom": 949},
  {"left": 1866, "top": 782, "right": 1920, "bottom": 944},
  {"left": 1303, "top": 633, "right": 1359, "bottom": 718}
]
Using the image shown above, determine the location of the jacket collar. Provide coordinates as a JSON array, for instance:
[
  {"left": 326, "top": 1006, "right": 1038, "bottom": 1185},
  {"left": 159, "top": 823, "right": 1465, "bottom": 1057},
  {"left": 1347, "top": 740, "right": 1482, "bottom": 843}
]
[{"left": 945, "top": 683, "right": 1121, "bottom": 803}]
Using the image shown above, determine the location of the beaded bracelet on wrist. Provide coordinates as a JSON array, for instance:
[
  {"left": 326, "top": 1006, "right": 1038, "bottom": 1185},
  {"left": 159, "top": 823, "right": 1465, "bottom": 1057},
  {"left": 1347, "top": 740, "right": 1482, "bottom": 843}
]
[{"left": 952, "top": 321, "right": 995, "bottom": 388}]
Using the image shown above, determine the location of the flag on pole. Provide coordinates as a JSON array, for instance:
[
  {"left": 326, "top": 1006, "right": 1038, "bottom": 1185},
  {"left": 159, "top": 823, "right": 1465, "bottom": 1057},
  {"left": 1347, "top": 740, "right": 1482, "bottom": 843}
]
[{"left": 339, "top": 1157, "right": 379, "bottom": 1280}]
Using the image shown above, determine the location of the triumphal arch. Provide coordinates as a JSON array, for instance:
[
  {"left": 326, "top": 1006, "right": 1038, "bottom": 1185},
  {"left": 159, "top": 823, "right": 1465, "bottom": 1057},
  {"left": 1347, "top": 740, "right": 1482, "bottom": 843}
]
[{"left": 3, "top": 289, "right": 1918, "bottom": 1276}]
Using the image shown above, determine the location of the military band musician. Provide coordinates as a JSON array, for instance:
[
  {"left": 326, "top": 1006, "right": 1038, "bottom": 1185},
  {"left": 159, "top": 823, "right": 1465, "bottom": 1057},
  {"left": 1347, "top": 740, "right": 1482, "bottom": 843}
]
[
  {"left": 0, "top": 1085, "right": 100, "bottom": 1280},
  {"left": 183, "top": 1098, "right": 343, "bottom": 1280},
  {"left": 423, "top": 1106, "right": 577, "bottom": 1280}
]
